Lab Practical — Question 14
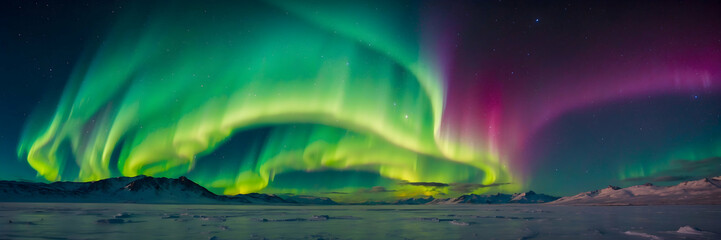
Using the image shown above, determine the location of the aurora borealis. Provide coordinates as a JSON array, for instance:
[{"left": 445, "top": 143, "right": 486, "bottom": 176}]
[{"left": 1, "top": 0, "right": 720, "bottom": 202}]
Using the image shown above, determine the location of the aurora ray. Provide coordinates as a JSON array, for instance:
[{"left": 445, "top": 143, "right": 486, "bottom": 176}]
[
  {"left": 6, "top": 0, "right": 721, "bottom": 201},
  {"left": 16, "top": 0, "right": 515, "bottom": 197}
]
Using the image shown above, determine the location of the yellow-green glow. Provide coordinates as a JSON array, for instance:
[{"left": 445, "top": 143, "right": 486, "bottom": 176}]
[{"left": 18, "top": 0, "right": 517, "bottom": 200}]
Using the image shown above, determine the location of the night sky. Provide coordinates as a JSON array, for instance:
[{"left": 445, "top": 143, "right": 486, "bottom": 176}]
[{"left": 1, "top": 0, "right": 720, "bottom": 202}]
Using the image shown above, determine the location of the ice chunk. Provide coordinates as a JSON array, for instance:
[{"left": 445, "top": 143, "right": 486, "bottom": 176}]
[
  {"left": 310, "top": 215, "right": 329, "bottom": 220},
  {"left": 114, "top": 212, "right": 132, "bottom": 218},
  {"left": 623, "top": 231, "right": 662, "bottom": 240},
  {"left": 676, "top": 226, "right": 704, "bottom": 235},
  {"left": 450, "top": 220, "right": 469, "bottom": 226},
  {"left": 162, "top": 214, "right": 180, "bottom": 219}
]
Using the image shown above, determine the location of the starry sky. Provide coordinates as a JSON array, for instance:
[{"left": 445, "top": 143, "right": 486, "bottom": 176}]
[{"left": 1, "top": 0, "right": 720, "bottom": 202}]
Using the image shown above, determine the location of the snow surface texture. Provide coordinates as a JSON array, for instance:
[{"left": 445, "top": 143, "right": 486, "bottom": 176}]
[
  {"left": 550, "top": 176, "right": 721, "bottom": 205},
  {"left": 623, "top": 231, "right": 662, "bottom": 240},
  {"left": 2, "top": 203, "right": 720, "bottom": 239}
]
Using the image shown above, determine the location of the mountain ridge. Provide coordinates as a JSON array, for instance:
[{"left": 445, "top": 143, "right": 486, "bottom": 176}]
[
  {"left": 4, "top": 176, "right": 719, "bottom": 205},
  {"left": 428, "top": 191, "right": 560, "bottom": 205},
  {"left": 0, "top": 175, "right": 333, "bottom": 205},
  {"left": 549, "top": 176, "right": 721, "bottom": 205}
]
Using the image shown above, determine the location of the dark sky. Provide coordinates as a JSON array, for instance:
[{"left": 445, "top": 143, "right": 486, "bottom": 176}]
[{"left": 0, "top": 1, "right": 123, "bottom": 179}]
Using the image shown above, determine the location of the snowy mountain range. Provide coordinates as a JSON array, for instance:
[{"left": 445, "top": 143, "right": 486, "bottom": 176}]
[
  {"left": 0, "top": 176, "right": 335, "bottom": 205},
  {"left": 3, "top": 175, "right": 719, "bottom": 205},
  {"left": 276, "top": 194, "right": 339, "bottom": 205},
  {"left": 353, "top": 191, "right": 558, "bottom": 205},
  {"left": 428, "top": 191, "right": 560, "bottom": 204},
  {"left": 549, "top": 176, "right": 721, "bottom": 205}
]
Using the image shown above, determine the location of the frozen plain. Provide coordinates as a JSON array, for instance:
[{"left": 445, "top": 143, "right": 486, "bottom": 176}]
[{"left": 2, "top": 203, "right": 720, "bottom": 240}]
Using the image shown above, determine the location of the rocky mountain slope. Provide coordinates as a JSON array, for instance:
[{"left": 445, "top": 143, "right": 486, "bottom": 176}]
[{"left": 0, "top": 176, "right": 336, "bottom": 205}]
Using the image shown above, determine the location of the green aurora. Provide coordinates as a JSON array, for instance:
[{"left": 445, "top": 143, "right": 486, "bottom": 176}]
[
  {"left": 17, "top": 1, "right": 516, "bottom": 200},
  {"left": 10, "top": 0, "right": 721, "bottom": 201}
]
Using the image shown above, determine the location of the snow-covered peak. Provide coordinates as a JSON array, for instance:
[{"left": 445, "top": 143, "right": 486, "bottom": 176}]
[
  {"left": 550, "top": 176, "right": 721, "bottom": 205},
  {"left": 427, "top": 191, "right": 558, "bottom": 205}
]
